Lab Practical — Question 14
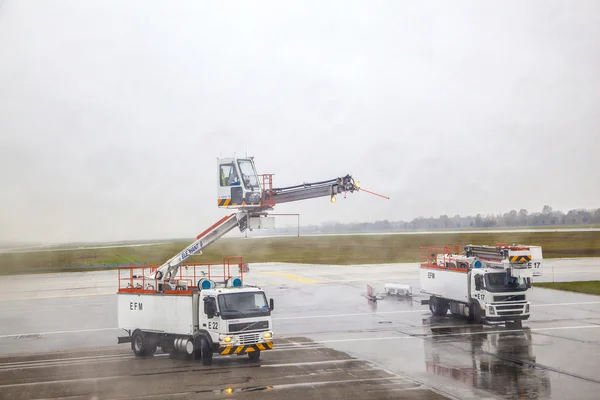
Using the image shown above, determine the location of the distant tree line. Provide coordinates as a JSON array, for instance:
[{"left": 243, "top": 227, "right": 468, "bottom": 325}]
[{"left": 269, "top": 205, "right": 600, "bottom": 234}]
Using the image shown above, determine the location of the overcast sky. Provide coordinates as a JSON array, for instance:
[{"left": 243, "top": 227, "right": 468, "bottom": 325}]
[{"left": 1, "top": 1, "right": 599, "bottom": 243}]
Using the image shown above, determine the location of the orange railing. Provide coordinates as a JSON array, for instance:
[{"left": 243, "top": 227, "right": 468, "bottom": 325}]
[
  {"left": 495, "top": 242, "right": 530, "bottom": 251},
  {"left": 117, "top": 264, "right": 159, "bottom": 293},
  {"left": 117, "top": 257, "right": 247, "bottom": 295},
  {"left": 420, "top": 245, "right": 469, "bottom": 272},
  {"left": 260, "top": 174, "right": 275, "bottom": 206}
]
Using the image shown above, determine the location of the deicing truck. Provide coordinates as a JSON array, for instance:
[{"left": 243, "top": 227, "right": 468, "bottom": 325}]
[
  {"left": 117, "top": 257, "right": 274, "bottom": 365},
  {"left": 420, "top": 244, "right": 543, "bottom": 328}
]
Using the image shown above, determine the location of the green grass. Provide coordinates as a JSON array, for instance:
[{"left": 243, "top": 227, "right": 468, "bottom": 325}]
[
  {"left": 1, "top": 230, "right": 600, "bottom": 276},
  {"left": 532, "top": 281, "right": 600, "bottom": 296}
]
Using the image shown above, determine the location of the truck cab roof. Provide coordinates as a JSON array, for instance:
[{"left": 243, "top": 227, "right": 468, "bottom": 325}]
[{"left": 201, "top": 286, "right": 264, "bottom": 296}]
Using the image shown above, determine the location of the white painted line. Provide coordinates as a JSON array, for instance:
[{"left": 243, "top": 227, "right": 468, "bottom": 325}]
[
  {"left": 0, "top": 353, "right": 130, "bottom": 367},
  {"left": 261, "top": 359, "right": 360, "bottom": 368},
  {"left": 0, "top": 327, "right": 120, "bottom": 339},
  {"left": 1, "top": 301, "right": 598, "bottom": 339},
  {"left": 313, "top": 324, "right": 600, "bottom": 344},
  {"left": 0, "top": 356, "right": 133, "bottom": 371},
  {"left": 0, "top": 292, "right": 115, "bottom": 302},
  {"left": 532, "top": 301, "right": 600, "bottom": 307},
  {"left": 274, "top": 310, "right": 422, "bottom": 320},
  {"left": 269, "top": 345, "right": 325, "bottom": 353},
  {"left": 0, "top": 375, "right": 119, "bottom": 388},
  {"left": 274, "top": 301, "right": 600, "bottom": 321}
]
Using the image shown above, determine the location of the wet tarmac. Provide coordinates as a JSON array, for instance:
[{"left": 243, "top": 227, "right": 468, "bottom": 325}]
[
  {"left": 1, "top": 258, "right": 600, "bottom": 399},
  {"left": 0, "top": 337, "right": 449, "bottom": 399}
]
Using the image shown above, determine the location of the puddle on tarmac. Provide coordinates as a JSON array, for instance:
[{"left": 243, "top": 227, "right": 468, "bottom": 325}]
[
  {"left": 421, "top": 318, "right": 553, "bottom": 399},
  {"left": 213, "top": 377, "right": 406, "bottom": 395},
  {"left": 214, "top": 385, "right": 272, "bottom": 395}
]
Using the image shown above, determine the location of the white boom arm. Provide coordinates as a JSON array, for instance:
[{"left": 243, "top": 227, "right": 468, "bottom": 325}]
[
  {"left": 146, "top": 156, "right": 388, "bottom": 285},
  {"left": 149, "top": 212, "right": 248, "bottom": 282}
]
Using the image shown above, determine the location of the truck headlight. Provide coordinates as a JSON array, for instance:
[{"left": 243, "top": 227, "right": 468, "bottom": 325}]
[
  {"left": 264, "top": 331, "right": 272, "bottom": 339},
  {"left": 525, "top": 303, "right": 530, "bottom": 313},
  {"left": 223, "top": 336, "right": 233, "bottom": 343},
  {"left": 488, "top": 306, "right": 495, "bottom": 315}
]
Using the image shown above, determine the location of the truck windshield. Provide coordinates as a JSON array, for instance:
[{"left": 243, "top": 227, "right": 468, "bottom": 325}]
[
  {"left": 237, "top": 159, "right": 260, "bottom": 190},
  {"left": 484, "top": 272, "right": 528, "bottom": 292},
  {"left": 217, "top": 292, "right": 270, "bottom": 320}
]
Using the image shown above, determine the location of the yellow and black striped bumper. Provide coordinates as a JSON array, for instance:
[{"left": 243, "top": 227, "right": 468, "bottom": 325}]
[{"left": 219, "top": 341, "right": 273, "bottom": 355}]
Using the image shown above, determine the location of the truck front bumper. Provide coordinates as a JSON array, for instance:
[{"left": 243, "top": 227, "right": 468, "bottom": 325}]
[
  {"left": 218, "top": 340, "right": 273, "bottom": 355},
  {"left": 486, "top": 314, "right": 530, "bottom": 322}
]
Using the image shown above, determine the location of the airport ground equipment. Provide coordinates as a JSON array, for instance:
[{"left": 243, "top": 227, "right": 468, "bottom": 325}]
[
  {"left": 117, "top": 257, "right": 274, "bottom": 365},
  {"left": 384, "top": 283, "right": 412, "bottom": 297},
  {"left": 419, "top": 244, "right": 543, "bottom": 328},
  {"left": 117, "top": 156, "right": 387, "bottom": 363},
  {"left": 363, "top": 284, "right": 384, "bottom": 302}
]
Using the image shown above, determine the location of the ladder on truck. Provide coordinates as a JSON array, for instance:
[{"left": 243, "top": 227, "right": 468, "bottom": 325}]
[
  {"left": 464, "top": 243, "right": 542, "bottom": 274},
  {"left": 418, "top": 243, "right": 543, "bottom": 276},
  {"left": 464, "top": 244, "right": 531, "bottom": 263}
]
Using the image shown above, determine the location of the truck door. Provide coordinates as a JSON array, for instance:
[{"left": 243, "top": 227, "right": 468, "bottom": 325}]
[{"left": 203, "top": 296, "right": 219, "bottom": 333}]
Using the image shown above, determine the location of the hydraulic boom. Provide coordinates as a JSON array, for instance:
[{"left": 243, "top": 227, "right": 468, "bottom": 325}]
[
  {"left": 150, "top": 212, "right": 246, "bottom": 281},
  {"left": 150, "top": 156, "right": 387, "bottom": 283}
]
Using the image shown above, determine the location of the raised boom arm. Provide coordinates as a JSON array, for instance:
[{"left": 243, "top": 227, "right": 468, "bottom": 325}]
[
  {"left": 150, "top": 212, "right": 248, "bottom": 281},
  {"left": 149, "top": 156, "right": 387, "bottom": 283},
  {"left": 263, "top": 175, "right": 358, "bottom": 205}
]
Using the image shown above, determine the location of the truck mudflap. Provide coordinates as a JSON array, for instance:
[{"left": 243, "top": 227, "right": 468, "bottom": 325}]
[{"left": 219, "top": 341, "right": 273, "bottom": 355}]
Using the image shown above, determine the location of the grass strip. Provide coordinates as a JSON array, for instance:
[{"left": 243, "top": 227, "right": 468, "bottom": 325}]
[
  {"left": 532, "top": 281, "right": 600, "bottom": 296},
  {"left": 1, "top": 230, "right": 600, "bottom": 276}
]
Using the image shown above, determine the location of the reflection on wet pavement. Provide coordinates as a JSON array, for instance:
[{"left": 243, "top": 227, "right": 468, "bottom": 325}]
[{"left": 423, "top": 320, "right": 552, "bottom": 399}]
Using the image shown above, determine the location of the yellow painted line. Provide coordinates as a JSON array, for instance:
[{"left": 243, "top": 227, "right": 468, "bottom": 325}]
[
  {"left": 259, "top": 271, "right": 320, "bottom": 284},
  {"left": 0, "top": 292, "right": 115, "bottom": 302}
]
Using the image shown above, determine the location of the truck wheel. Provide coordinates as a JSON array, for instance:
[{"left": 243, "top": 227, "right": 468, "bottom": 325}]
[
  {"left": 469, "top": 302, "right": 482, "bottom": 324},
  {"left": 131, "top": 329, "right": 152, "bottom": 357},
  {"left": 248, "top": 349, "right": 260, "bottom": 361},
  {"left": 201, "top": 338, "right": 213, "bottom": 366},
  {"left": 193, "top": 347, "right": 202, "bottom": 361},
  {"left": 429, "top": 296, "right": 448, "bottom": 316}
]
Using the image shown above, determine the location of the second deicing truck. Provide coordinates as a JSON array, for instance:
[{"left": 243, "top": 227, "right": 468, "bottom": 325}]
[{"left": 420, "top": 244, "right": 543, "bottom": 328}]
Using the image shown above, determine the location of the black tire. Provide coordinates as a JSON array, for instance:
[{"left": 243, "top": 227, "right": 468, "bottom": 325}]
[
  {"left": 469, "top": 302, "right": 483, "bottom": 324},
  {"left": 201, "top": 338, "right": 213, "bottom": 366},
  {"left": 429, "top": 296, "right": 449, "bottom": 316},
  {"left": 248, "top": 350, "right": 260, "bottom": 361},
  {"left": 193, "top": 335, "right": 203, "bottom": 361},
  {"left": 131, "top": 329, "right": 152, "bottom": 357}
]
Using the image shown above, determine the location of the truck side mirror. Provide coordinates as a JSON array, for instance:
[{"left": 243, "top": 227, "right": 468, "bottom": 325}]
[
  {"left": 204, "top": 298, "right": 217, "bottom": 318},
  {"left": 474, "top": 275, "right": 482, "bottom": 291},
  {"left": 269, "top": 298, "right": 274, "bottom": 311}
]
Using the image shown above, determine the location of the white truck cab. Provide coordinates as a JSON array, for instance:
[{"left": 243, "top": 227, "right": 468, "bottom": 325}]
[
  {"left": 117, "top": 259, "right": 274, "bottom": 365},
  {"left": 467, "top": 264, "right": 531, "bottom": 324},
  {"left": 200, "top": 285, "right": 274, "bottom": 358}
]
